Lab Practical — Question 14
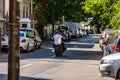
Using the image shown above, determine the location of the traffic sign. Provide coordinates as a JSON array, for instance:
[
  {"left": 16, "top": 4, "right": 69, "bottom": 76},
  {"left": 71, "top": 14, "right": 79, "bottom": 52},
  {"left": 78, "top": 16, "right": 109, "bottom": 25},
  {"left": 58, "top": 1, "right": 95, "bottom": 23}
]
[{"left": 29, "top": 13, "right": 35, "bottom": 20}]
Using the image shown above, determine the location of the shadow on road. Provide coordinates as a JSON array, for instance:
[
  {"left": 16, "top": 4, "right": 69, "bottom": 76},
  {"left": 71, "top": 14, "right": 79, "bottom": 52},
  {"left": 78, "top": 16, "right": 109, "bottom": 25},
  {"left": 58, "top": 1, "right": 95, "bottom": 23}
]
[
  {"left": 19, "top": 47, "right": 103, "bottom": 61},
  {"left": 70, "top": 34, "right": 99, "bottom": 44},
  {"left": 0, "top": 34, "right": 102, "bottom": 61},
  {"left": 65, "top": 43, "right": 94, "bottom": 48},
  {"left": 0, "top": 74, "right": 53, "bottom": 80},
  {"left": 56, "top": 50, "right": 103, "bottom": 60},
  {"left": 0, "top": 46, "right": 103, "bottom": 62}
]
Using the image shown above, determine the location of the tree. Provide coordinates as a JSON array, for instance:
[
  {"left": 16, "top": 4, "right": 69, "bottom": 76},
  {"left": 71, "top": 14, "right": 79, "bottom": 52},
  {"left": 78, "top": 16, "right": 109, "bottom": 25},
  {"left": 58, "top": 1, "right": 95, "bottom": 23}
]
[
  {"left": 83, "top": 0, "right": 120, "bottom": 30},
  {"left": 33, "top": 0, "right": 87, "bottom": 37},
  {"left": 110, "top": 0, "right": 120, "bottom": 29},
  {"left": 33, "top": 0, "right": 86, "bottom": 25}
]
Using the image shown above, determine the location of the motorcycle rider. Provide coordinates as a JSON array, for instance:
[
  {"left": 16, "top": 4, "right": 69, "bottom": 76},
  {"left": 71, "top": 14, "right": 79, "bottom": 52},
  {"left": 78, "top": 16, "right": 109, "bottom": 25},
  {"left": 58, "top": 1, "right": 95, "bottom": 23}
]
[{"left": 52, "top": 30, "right": 66, "bottom": 52}]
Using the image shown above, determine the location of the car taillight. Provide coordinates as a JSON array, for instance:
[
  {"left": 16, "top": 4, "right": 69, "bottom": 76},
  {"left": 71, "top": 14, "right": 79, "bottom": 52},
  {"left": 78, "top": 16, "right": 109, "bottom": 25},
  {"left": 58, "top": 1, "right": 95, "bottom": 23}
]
[
  {"left": 21, "top": 39, "right": 26, "bottom": 43},
  {"left": 1, "top": 37, "right": 5, "bottom": 41},
  {"left": 114, "top": 44, "right": 120, "bottom": 52}
]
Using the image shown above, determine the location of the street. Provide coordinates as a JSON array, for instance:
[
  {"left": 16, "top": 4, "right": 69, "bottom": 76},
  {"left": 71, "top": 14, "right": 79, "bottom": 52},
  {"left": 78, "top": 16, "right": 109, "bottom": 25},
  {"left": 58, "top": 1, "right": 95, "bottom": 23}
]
[{"left": 0, "top": 34, "right": 114, "bottom": 80}]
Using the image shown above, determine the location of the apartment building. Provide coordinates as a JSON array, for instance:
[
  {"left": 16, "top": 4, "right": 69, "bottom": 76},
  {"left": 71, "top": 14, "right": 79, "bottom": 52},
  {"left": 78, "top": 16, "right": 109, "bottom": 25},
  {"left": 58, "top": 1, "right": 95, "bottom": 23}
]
[
  {"left": 3, "top": 0, "right": 33, "bottom": 33},
  {"left": 0, "top": 0, "right": 6, "bottom": 35},
  {"left": 20, "top": 0, "right": 33, "bottom": 28}
]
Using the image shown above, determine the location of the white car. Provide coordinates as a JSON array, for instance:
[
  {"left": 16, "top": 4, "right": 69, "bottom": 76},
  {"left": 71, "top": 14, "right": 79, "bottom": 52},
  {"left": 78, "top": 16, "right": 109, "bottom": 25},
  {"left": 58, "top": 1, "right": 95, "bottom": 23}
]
[
  {"left": 20, "top": 28, "right": 42, "bottom": 49},
  {"left": 1, "top": 31, "right": 35, "bottom": 52},
  {"left": 99, "top": 53, "right": 120, "bottom": 80}
]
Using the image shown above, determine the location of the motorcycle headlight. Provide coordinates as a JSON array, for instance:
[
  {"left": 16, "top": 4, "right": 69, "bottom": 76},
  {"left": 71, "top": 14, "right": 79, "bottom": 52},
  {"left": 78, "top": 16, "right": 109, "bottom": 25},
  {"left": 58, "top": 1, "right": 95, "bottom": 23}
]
[{"left": 101, "top": 60, "right": 114, "bottom": 64}]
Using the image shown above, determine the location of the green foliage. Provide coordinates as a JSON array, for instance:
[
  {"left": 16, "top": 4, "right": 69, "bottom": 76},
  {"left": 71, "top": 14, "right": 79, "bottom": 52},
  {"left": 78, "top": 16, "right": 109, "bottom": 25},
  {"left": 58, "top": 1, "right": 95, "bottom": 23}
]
[
  {"left": 83, "top": 0, "right": 120, "bottom": 30},
  {"left": 26, "top": 32, "right": 31, "bottom": 38},
  {"left": 33, "top": 0, "right": 86, "bottom": 26},
  {"left": 33, "top": 0, "right": 120, "bottom": 30},
  {"left": 112, "top": 29, "right": 120, "bottom": 35}
]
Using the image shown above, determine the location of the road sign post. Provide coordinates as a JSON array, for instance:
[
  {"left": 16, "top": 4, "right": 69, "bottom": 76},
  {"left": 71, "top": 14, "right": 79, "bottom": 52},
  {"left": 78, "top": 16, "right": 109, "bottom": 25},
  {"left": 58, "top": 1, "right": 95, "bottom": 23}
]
[{"left": 29, "top": 13, "right": 35, "bottom": 28}]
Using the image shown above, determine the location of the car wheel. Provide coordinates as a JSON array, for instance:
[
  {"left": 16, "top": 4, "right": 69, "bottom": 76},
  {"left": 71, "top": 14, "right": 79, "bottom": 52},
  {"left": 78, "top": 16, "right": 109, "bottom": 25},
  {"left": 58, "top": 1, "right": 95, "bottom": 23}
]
[
  {"left": 32, "top": 44, "right": 35, "bottom": 51},
  {"left": 1, "top": 48, "right": 5, "bottom": 52},
  {"left": 38, "top": 42, "right": 41, "bottom": 48},
  {"left": 35, "top": 42, "right": 38, "bottom": 49},
  {"left": 25, "top": 44, "right": 29, "bottom": 53},
  {"left": 116, "top": 69, "right": 120, "bottom": 80}
]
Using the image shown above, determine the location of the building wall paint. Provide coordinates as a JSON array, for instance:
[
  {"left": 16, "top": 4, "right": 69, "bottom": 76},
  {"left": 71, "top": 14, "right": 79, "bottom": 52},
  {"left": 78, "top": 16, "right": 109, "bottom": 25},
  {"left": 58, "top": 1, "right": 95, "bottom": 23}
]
[
  {"left": 4, "top": 0, "right": 32, "bottom": 30},
  {"left": 20, "top": 0, "right": 32, "bottom": 28},
  {"left": 0, "top": 0, "right": 6, "bottom": 35}
]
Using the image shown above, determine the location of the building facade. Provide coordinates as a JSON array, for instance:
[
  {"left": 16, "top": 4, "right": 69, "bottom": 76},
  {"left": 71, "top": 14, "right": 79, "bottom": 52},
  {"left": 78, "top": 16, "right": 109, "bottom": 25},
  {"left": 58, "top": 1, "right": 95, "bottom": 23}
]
[
  {"left": 0, "top": 0, "right": 6, "bottom": 35},
  {"left": 20, "top": 0, "right": 33, "bottom": 28},
  {"left": 3, "top": 0, "right": 33, "bottom": 34}
]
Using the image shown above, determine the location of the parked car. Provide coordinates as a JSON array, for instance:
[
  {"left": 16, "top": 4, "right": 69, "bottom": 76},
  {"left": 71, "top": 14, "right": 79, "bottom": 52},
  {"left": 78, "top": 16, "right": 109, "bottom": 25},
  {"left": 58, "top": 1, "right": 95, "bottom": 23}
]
[
  {"left": 99, "top": 29, "right": 113, "bottom": 50},
  {"left": 103, "top": 32, "right": 120, "bottom": 56},
  {"left": 99, "top": 52, "right": 120, "bottom": 80},
  {"left": 20, "top": 31, "right": 35, "bottom": 52},
  {"left": 81, "top": 29, "right": 87, "bottom": 37},
  {"left": 20, "top": 28, "right": 42, "bottom": 49},
  {"left": 100, "top": 32, "right": 112, "bottom": 50},
  {"left": 88, "top": 29, "right": 93, "bottom": 34},
  {"left": 1, "top": 31, "right": 35, "bottom": 52}
]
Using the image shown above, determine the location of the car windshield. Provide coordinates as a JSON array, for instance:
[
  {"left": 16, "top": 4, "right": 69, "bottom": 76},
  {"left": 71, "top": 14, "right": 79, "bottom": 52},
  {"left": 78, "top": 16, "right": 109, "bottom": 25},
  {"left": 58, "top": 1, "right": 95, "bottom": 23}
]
[
  {"left": 20, "top": 29, "right": 32, "bottom": 33},
  {"left": 20, "top": 32, "right": 25, "bottom": 37},
  {"left": 20, "top": 29, "right": 34, "bottom": 37},
  {"left": 58, "top": 26, "right": 68, "bottom": 31}
]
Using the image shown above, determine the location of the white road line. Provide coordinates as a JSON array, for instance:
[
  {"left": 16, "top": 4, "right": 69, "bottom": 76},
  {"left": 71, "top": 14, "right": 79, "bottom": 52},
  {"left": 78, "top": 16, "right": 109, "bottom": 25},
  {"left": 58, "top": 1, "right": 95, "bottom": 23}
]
[
  {"left": 67, "top": 48, "right": 100, "bottom": 51},
  {"left": 20, "top": 64, "right": 32, "bottom": 69}
]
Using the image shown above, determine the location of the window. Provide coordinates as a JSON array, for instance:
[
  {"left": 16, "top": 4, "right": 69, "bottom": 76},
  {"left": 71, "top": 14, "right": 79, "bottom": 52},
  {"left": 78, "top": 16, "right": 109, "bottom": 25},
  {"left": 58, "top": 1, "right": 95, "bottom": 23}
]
[
  {"left": 23, "top": 6, "right": 26, "bottom": 18},
  {"left": 22, "top": 24, "right": 27, "bottom": 28},
  {"left": 20, "top": 33, "right": 24, "bottom": 37}
]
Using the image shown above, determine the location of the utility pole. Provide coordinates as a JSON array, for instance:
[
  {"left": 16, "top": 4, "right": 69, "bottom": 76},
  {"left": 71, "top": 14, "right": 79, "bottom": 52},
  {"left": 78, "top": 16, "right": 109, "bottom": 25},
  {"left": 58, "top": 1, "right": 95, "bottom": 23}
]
[{"left": 8, "top": 0, "right": 20, "bottom": 80}]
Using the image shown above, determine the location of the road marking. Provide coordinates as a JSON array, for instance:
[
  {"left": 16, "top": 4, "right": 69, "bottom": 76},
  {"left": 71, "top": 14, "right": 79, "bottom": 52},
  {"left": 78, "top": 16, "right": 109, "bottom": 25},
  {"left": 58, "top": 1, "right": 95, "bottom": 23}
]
[
  {"left": 67, "top": 48, "right": 100, "bottom": 51},
  {"left": 66, "top": 42, "right": 96, "bottom": 45},
  {"left": 21, "top": 64, "right": 32, "bottom": 69}
]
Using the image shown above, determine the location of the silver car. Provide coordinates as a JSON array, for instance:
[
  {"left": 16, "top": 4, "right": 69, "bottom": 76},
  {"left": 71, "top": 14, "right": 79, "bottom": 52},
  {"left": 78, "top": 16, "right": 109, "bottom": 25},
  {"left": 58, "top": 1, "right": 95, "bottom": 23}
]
[
  {"left": 103, "top": 32, "right": 120, "bottom": 56},
  {"left": 99, "top": 53, "right": 120, "bottom": 80}
]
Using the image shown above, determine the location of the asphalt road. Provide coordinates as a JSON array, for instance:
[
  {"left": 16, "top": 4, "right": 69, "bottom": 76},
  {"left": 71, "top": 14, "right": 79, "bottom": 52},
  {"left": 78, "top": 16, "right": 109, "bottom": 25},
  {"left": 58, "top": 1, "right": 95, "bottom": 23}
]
[{"left": 0, "top": 34, "right": 114, "bottom": 80}]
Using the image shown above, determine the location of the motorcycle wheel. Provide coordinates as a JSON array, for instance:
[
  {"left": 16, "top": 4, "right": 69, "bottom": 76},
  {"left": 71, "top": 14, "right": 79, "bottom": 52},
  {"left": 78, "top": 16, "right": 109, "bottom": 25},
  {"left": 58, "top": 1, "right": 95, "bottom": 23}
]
[{"left": 55, "top": 47, "right": 63, "bottom": 57}]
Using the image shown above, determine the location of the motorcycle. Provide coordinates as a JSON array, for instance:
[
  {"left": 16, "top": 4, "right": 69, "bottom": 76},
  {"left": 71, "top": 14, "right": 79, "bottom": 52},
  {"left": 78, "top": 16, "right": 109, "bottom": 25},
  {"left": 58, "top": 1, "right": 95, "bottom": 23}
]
[
  {"left": 52, "top": 30, "right": 66, "bottom": 57},
  {"left": 53, "top": 43, "right": 66, "bottom": 57}
]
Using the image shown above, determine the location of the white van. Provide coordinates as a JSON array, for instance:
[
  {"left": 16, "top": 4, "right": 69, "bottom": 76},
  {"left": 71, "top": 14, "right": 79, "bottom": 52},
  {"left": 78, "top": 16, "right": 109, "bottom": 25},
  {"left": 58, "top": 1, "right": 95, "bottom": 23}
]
[
  {"left": 66, "top": 22, "right": 81, "bottom": 37},
  {"left": 57, "top": 25, "right": 72, "bottom": 40}
]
